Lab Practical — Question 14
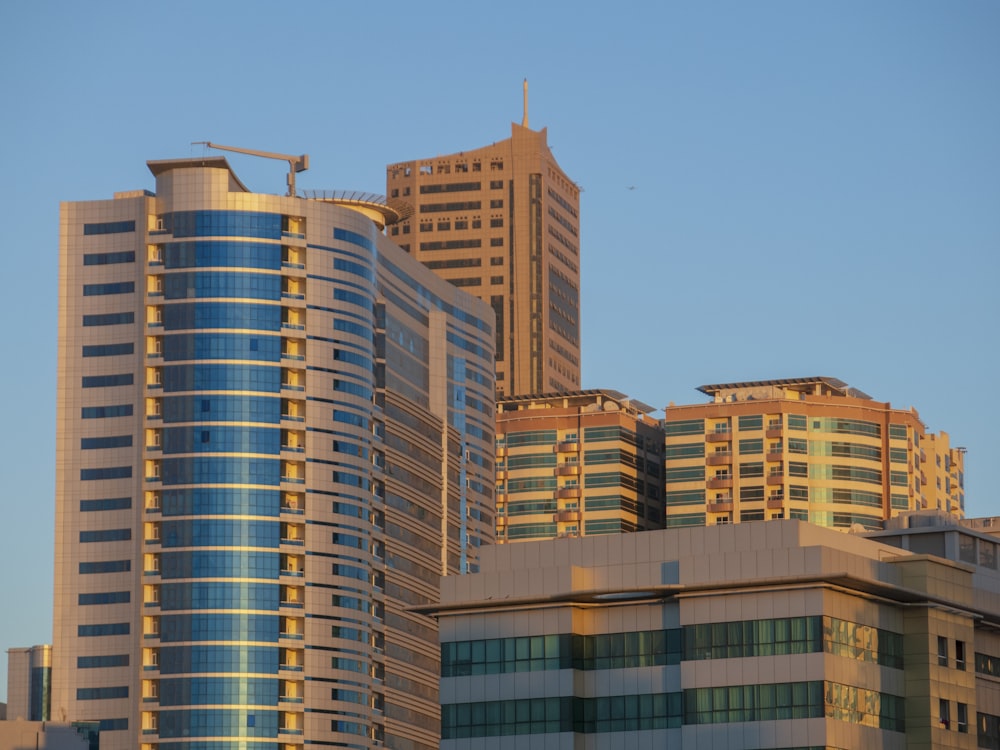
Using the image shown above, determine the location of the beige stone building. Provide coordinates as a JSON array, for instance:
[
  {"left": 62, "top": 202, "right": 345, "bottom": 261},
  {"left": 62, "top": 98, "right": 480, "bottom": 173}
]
[
  {"left": 386, "top": 110, "right": 581, "bottom": 398},
  {"left": 432, "top": 514, "right": 1000, "bottom": 749},
  {"left": 663, "top": 377, "right": 965, "bottom": 530},
  {"left": 495, "top": 390, "right": 665, "bottom": 543}
]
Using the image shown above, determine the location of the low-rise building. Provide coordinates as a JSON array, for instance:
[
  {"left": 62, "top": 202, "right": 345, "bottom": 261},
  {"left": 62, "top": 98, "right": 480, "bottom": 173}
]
[{"left": 433, "top": 515, "right": 999, "bottom": 749}]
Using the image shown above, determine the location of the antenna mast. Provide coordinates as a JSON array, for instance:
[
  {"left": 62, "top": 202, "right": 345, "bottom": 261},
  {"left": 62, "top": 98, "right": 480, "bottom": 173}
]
[
  {"left": 522, "top": 79, "right": 529, "bottom": 128},
  {"left": 192, "top": 141, "right": 309, "bottom": 197}
]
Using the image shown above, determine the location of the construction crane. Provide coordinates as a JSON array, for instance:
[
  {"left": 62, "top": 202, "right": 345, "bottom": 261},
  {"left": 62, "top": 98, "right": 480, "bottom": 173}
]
[{"left": 192, "top": 141, "right": 309, "bottom": 197}]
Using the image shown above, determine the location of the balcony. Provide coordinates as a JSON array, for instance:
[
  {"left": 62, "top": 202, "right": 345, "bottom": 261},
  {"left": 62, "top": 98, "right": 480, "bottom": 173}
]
[
  {"left": 281, "top": 413, "right": 305, "bottom": 423},
  {"left": 280, "top": 600, "right": 304, "bottom": 609},
  {"left": 554, "top": 509, "right": 580, "bottom": 523},
  {"left": 281, "top": 476, "right": 305, "bottom": 485},
  {"left": 280, "top": 631, "right": 304, "bottom": 641},
  {"left": 281, "top": 444, "right": 305, "bottom": 454},
  {"left": 766, "top": 474, "right": 784, "bottom": 486},
  {"left": 555, "top": 441, "right": 580, "bottom": 453},
  {"left": 766, "top": 450, "right": 783, "bottom": 462},
  {"left": 707, "top": 500, "right": 734, "bottom": 513},
  {"left": 766, "top": 497, "right": 784, "bottom": 509},
  {"left": 766, "top": 423, "right": 783, "bottom": 439},
  {"left": 706, "top": 431, "right": 731, "bottom": 443},
  {"left": 707, "top": 475, "right": 733, "bottom": 490},
  {"left": 280, "top": 569, "right": 304, "bottom": 578},
  {"left": 279, "top": 696, "right": 304, "bottom": 704},
  {"left": 279, "top": 664, "right": 304, "bottom": 672},
  {"left": 556, "top": 487, "right": 581, "bottom": 500},
  {"left": 706, "top": 452, "right": 732, "bottom": 466},
  {"left": 281, "top": 538, "right": 305, "bottom": 547},
  {"left": 555, "top": 464, "right": 580, "bottom": 476}
]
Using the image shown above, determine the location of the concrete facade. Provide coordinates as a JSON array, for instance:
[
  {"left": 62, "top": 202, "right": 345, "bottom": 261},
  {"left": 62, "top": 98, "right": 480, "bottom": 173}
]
[
  {"left": 663, "top": 377, "right": 965, "bottom": 531},
  {"left": 433, "top": 517, "right": 999, "bottom": 749},
  {"left": 495, "top": 390, "right": 665, "bottom": 542},
  {"left": 387, "top": 119, "right": 581, "bottom": 398},
  {"left": 5, "top": 645, "right": 51, "bottom": 722}
]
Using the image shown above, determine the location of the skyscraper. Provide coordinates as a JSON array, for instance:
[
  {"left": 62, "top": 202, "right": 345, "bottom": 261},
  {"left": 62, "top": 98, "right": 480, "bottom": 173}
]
[
  {"left": 54, "top": 155, "right": 496, "bottom": 750},
  {"left": 386, "top": 98, "right": 581, "bottom": 397},
  {"left": 662, "top": 377, "right": 965, "bottom": 529}
]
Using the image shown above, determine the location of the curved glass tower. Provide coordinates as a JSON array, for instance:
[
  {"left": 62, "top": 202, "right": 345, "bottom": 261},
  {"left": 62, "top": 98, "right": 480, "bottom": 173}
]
[{"left": 55, "top": 158, "right": 496, "bottom": 750}]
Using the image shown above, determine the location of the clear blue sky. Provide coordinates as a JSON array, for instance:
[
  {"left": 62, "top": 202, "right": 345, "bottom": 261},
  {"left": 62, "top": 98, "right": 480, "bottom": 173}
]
[{"left": 0, "top": 0, "right": 997, "bottom": 700}]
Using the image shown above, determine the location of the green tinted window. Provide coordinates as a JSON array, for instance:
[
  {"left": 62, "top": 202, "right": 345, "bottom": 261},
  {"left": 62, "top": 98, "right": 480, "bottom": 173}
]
[{"left": 664, "top": 419, "right": 704, "bottom": 436}]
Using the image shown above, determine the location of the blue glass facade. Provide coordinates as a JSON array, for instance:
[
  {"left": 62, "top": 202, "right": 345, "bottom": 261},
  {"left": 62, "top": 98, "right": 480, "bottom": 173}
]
[{"left": 147, "top": 211, "right": 287, "bottom": 745}]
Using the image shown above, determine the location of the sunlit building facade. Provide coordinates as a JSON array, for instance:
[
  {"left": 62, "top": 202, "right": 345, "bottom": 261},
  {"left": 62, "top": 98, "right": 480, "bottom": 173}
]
[
  {"left": 662, "top": 377, "right": 964, "bottom": 531},
  {"left": 494, "top": 390, "right": 665, "bottom": 542},
  {"left": 5, "top": 644, "right": 51, "bottom": 722},
  {"left": 54, "top": 157, "right": 496, "bottom": 750},
  {"left": 433, "top": 514, "right": 1000, "bottom": 749},
  {"left": 386, "top": 118, "right": 581, "bottom": 397}
]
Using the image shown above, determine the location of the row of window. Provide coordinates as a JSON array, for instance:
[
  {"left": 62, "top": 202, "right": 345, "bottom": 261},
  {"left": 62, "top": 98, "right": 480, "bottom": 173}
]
[
  {"left": 161, "top": 488, "right": 281, "bottom": 517},
  {"left": 441, "top": 680, "right": 904, "bottom": 738},
  {"left": 442, "top": 615, "right": 902, "bottom": 676},
  {"left": 159, "top": 582, "right": 279, "bottom": 612}
]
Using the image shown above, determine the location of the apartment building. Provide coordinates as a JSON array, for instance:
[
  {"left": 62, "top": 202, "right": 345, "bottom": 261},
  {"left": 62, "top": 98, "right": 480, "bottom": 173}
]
[
  {"left": 494, "top": 390, "right": 665, "bottom": 542},
  {"left": 55, "top": 155, "right": 496, "bottom": 750},
  {"left": 663, "top": 377, "right": 964, "bottom": 530}
]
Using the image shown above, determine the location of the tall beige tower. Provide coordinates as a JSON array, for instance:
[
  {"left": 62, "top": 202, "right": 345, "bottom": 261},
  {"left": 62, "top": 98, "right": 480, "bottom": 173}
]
[
  {"left": 386, "top": 110, "right": 581, "bottom": 398},
  {"left": 54, "top": 156, "right": 496, "bottom": 750}
]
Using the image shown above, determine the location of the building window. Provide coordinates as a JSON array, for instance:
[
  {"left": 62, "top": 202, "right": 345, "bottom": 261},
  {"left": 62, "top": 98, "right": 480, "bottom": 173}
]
[
  {"left": 956, "top": 640, "right": 966, "bottom": 670},
  {"left": 419, "top": 222, "right": 432, "bottom": 232},
  {"left": 472, "top": 219, "right": 481, "bottom": 229},
  {"left": 490, "top": 180, "right": 503, "bottom": 189},
  {"left": 491, "top": 276, "right": 503, "bottom": 285},
  {"left": 490, "top": 237, "right": 504, "bottom": 247},
  {"left": 957, "top": 702, "right": 968, "bottom": 733},
  {"left": 938, "top": 636, "right": 948, "bottom": 667},
  {"left": 437, "top": 221, "right": 451, "bottom": 231},
  {"left": 939, "top": 698, "right": 950, "bottom": 728},
  {"left": 490, "top": 218, "right": 504, "bottom": 228},
  {"left": 490, "top": 199, "right": 504, "bottom": 208}
]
